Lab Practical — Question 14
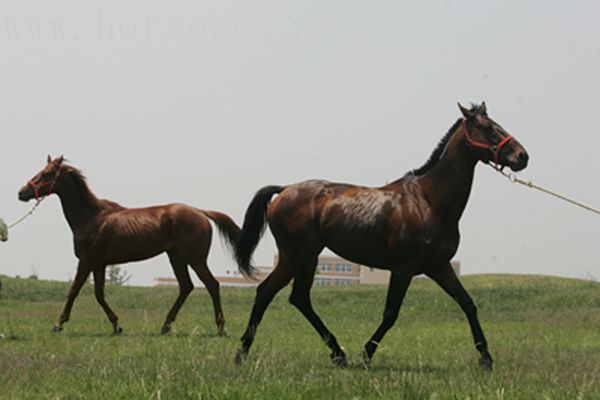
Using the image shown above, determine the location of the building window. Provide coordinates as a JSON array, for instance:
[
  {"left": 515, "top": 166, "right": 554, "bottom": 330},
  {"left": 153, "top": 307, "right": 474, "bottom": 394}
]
[
  {"left": 335, "top": 263, "right": 352, "bottom": 273},
  {"left": 315, "top": 277, "right": 332, "bottom": 286},
  {"left": 317, "top": 263, "right": 332, "bottom": 272},
  {"left": 335, "top": 278, "right": 353, "bottom": 286}
]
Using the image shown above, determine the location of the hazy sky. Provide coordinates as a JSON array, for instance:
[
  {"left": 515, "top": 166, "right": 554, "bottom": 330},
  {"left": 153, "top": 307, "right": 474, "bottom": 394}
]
[{"left": 1, "top": 1, "right": 599, "bottom": 286}]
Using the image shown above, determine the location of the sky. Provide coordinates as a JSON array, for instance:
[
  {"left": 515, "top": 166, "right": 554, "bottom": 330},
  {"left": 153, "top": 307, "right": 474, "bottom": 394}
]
[{"left": 0, "top": 1, "right": 599, "bottom": 286}]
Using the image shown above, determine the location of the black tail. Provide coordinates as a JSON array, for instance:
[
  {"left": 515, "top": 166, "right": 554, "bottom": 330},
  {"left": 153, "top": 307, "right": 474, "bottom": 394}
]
[{"left": 235, "top": 185, "right": 285, "bottom": 278}]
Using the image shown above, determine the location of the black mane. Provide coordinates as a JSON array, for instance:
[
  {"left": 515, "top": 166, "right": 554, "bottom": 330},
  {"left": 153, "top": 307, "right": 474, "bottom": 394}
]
[{"left": 408, "top": 118, "right": 462, "bottom": 177}]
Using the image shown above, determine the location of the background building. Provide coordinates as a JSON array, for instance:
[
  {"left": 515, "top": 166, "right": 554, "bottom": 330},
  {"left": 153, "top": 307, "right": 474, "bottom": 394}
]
[
  {"left": 154, "top": 256, "right": 461, "bottom": 287},
  {"left": 314, "top": 255, "right": 361, "bottom": 286}
]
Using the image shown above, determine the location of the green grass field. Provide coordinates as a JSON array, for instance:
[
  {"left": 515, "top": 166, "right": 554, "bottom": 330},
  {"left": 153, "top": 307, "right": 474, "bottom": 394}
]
[{"left": 1, "top": 274, "right": 599, "bottom": 399}]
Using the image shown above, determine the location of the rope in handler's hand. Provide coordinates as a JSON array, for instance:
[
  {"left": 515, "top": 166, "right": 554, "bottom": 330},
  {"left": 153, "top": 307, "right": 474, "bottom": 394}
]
[
  {"left": 0, "top": 218, "right": 7, "bottom": 242},
  {"left": 494, "top": 166, "right": 600, "bottom": 216}
]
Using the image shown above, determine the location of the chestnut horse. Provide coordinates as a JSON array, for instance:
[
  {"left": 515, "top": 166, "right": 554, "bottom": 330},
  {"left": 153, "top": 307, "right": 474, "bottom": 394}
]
[
  {"left": 234, "top": 103, "right": 529, "bottom": 370},
  {"left": 18, "top": 156, "right": 240, "bottom": 336}
]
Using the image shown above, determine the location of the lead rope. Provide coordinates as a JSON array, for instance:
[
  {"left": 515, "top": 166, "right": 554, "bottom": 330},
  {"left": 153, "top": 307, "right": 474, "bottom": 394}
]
[
  {"left": 7, "top": 199, "right": 44, "bottom": 229},
  {"left": 494, "top": 165, "right": 600, "bottom": 216},
  {"left": 0, "top": 199, "right": 44, "bottom": 241},
  {"left": 3, "top": 172, "right": 59, "bottom": 236}
]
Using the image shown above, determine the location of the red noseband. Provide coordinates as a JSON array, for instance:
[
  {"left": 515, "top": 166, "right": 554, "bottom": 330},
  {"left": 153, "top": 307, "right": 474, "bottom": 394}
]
[
  {"left": 462, "top": 119, "right": 513, "bottom": 171},
  {"left": 28, "top": 174, "right": 59, "bottom": 201}
]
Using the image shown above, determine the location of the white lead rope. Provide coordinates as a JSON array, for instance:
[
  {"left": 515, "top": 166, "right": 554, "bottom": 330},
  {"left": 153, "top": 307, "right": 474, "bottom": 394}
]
[
  {"left": 0, "top": 199, "right": 44, "bottom": 241},
  {"left": 495, "top": 166, "right": 600, "bottom": 216}
]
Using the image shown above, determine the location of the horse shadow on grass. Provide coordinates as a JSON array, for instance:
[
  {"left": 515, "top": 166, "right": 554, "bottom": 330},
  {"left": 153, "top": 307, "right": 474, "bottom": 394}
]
[{"left": 64, "top": 330, "right": 225, "bottom": 339}]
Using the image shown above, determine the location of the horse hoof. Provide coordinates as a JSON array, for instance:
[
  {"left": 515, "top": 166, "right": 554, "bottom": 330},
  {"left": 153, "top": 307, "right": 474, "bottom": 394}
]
[
  {"left": 479, "top": 356, "right": 493, "bottom": 371},
  {"left": 218, "top": 330, "right": 227, "bottom": 337},
  {"left": 161, "top": 325, "right": 171, "bottom": 335},
  {"left": 330, "top": 352, "right": 348, "bottom": 367},
  {"left": 51, "top": 325, "right": 63, "bottom": 333},
  {"left": 113, "top": 326, "right": 123, "bottom": 335},
  {"left": 234, "top": 349, "right": 247, "bottom": 365}
]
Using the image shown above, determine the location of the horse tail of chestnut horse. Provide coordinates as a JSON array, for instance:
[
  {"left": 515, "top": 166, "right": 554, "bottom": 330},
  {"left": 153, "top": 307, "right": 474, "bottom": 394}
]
[
  {"left": 235, "top": 185, "right": 286, "bottom": 278},
  {"left": 202, "top": 210, "right": 242, "bottom": 257}
]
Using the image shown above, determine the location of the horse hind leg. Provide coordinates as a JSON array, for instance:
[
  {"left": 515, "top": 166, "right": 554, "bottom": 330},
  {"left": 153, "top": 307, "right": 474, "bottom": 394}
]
[
  {"left": 288, "top": 253, "right": 347, "bottom": 367},
  {"left": 93, "top": 267, "right": 123, "bottom": 334},
  {"left": 189, "top": 261, "right": 226, "bottom": 337},
  {"left": 361, "top": 270, "right": 412, "bottom": 367},
  {"left": 161, "top": 250, "right": 194, "bottom": 335},
  {"left": 235, "top": 255, "right": 293, "bottom": 364}
]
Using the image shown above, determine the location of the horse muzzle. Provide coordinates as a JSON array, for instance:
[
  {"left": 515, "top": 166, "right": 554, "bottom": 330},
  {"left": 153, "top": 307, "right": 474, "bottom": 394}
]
[
  {"left": 508, "top": 150, "right": 529, "bottom": 172},
  {"left": 18, "top": 187, "right": 33, "bottom": 202}
]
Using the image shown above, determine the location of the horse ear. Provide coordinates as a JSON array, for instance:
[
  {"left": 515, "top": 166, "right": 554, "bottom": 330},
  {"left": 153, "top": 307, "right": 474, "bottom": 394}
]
[
  {"left": 479, "top": 101, "right": 487, "bottom": 115},
  {"left": 57, "top": 155, "right": 64, "bottom": 165},
  {"left": 458, "top": 103, "right": 472, "bottom": 119},
  {"left": 47, "top": 154, "right": 52, "bottom": 163}
]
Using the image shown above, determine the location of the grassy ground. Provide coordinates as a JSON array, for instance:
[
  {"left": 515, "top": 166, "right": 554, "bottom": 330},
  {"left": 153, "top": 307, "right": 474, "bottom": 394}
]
[{"left": 1, "top": 274, "right": 599, "bottom": 399}]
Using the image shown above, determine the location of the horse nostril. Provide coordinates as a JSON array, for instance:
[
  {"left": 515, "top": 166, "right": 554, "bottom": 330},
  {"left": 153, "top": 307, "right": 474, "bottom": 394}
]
[{"left": 518, "top": 152, "right": 529, "bottom": 165}]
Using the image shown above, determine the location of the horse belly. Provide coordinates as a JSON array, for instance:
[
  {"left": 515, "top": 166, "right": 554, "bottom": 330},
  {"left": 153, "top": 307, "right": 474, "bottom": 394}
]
[
  {"left": 324, "top": 228, "right": 391, "bottom": 268},
  {"left": 103, "top": 235, "right": 172, "bottom": 264}
]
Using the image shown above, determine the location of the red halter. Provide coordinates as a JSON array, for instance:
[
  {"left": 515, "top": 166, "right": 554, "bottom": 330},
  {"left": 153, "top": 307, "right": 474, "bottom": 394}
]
[
  {"left": 28, "top": 172, "right": 60, "bottom": 201},
  {"left": 462, "top": 119, "right": 513, "bottom": 171}
]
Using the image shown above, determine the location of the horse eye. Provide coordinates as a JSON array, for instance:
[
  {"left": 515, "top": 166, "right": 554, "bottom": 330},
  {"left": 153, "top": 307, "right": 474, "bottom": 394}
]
[{"left": 476, "top": 122, "right": 492, "bottom": 133}]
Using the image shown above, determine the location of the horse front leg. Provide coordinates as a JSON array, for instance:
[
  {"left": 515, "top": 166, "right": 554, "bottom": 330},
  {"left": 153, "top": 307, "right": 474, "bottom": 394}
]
[
  {"left": 427, "top": 263, "right": 493, "bottom": 371},
  {"left": 162, "top": 250, "right": 194, "bottom": 335},
  {"left": 362, "top": 270, "right": 412, "bottom": 367},
  {"left": 53, "top": 261, "right": 92, "bottom": 333}
]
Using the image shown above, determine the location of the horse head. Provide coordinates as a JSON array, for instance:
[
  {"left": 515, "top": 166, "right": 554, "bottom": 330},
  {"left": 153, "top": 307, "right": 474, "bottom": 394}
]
[
  {"left": 18, "top": 155, "right": 65, "bottom": 202},
  {"left": 458, "top": 102, "right": 529, "bottom": 172}
]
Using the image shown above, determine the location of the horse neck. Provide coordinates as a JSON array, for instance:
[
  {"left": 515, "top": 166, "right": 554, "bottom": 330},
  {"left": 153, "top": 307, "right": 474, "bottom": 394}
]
[
  {"left": 418, "top": 126, "right": 478, "bottom": 223},
  {"left": 54, "top": 173, "right": 102, "bottom": 232}
]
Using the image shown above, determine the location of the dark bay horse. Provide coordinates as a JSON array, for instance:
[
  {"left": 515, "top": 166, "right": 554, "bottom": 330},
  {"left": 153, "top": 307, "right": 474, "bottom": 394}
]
[
  {"left": 18, "top": 156, "right": 240, "bottom": 336},
  {"left": 234, "top": 102, "right": 529, "bottom": 370}
]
